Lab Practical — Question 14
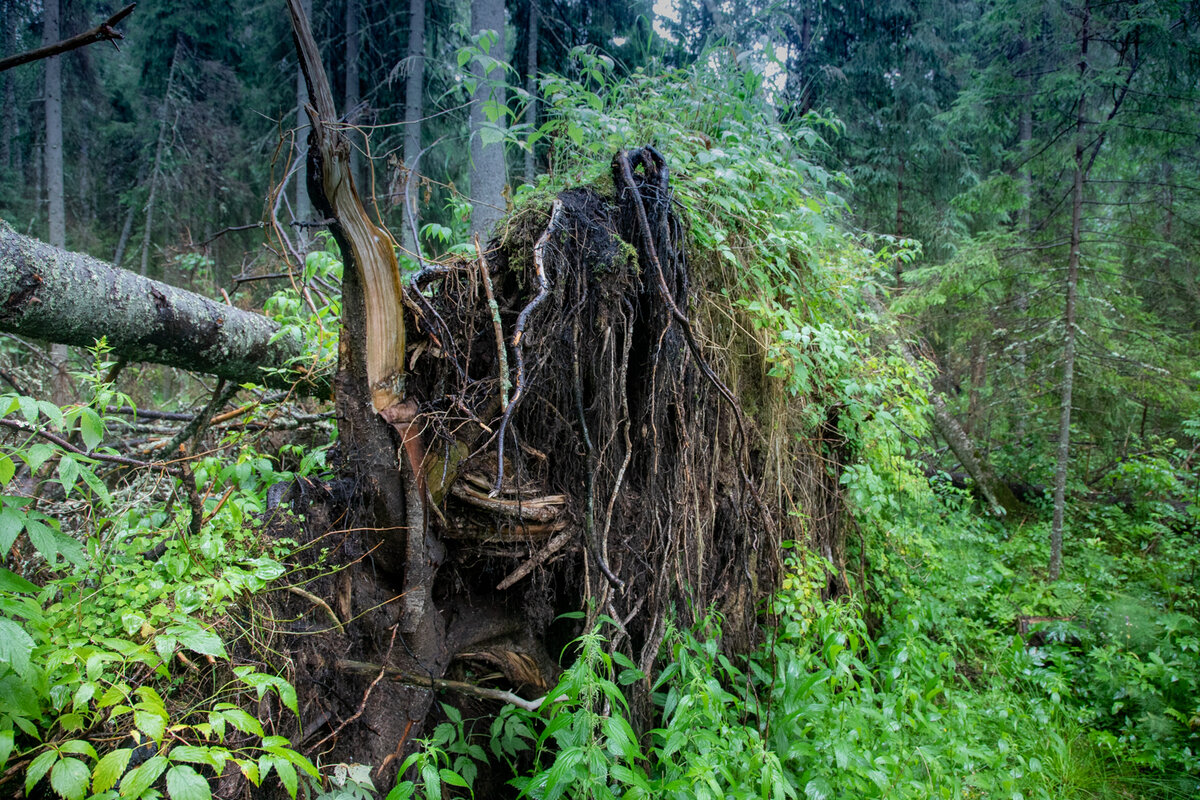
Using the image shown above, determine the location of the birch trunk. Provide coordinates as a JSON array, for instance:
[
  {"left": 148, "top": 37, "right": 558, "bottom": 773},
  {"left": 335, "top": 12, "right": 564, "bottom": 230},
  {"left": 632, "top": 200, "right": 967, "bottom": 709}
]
[{"left": 294, "top": 0, "right": 313, "bottom": 252}]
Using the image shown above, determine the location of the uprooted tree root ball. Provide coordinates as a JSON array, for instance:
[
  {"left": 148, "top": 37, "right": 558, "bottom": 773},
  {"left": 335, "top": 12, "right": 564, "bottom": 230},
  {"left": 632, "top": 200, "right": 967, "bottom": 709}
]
[{"left": 252, "top": 148, "right": 851, "bottom": 792}]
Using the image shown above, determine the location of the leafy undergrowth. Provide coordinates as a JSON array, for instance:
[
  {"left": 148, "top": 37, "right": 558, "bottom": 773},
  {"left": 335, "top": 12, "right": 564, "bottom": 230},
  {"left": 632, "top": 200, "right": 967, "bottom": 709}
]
[
  {"left": 385, "top": 482, "right": 1198, "bottom": 800},
  {"left": 0, "top": 259, "right": 337, "bottom": 800}
]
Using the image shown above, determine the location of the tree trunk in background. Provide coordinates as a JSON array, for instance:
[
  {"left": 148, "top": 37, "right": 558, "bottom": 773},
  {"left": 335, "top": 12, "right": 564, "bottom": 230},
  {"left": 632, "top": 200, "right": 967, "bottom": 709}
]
[
  {"left": 2, "top": 0, "right": 15, "bottom": 170},
  {"left": 294, "top": 0, "right": 313, "bottom": 253},
  {"left": 895, "top": 153, "right": 905, "bottom": 290},
  {"left": 1013, "top": 93, "right": 1032, "bottom": 441},
  {"left": 113, "top": 165, "right": 145, "bottom": 267},
  {"left": 43, "top": 0, "right": 71, "bottom": 405},
  {"left": 523, "top": 0, "right": 537, "bottom": 185},
  {"left": 1051, "top": 14, "right": 1089, "bottom": 582},
  {"left": 865, "top": 288, "right": 1021, "bottom": 517},
  {"left": 344, "top": 0, "right": 363, "bottom": 192},
  {"left": 140, "top": 40, "right": 181, "bottom": 278},
  {"left": 468, "top": 0, "right": 507, "bottom": 240},
  {"left": 401, "top": 0, "right": 425, "bottom": 255}
]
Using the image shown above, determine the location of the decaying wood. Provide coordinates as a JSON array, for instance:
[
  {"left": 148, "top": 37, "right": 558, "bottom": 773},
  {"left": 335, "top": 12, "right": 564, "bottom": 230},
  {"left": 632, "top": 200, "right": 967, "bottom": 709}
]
[
  {"left": 0, "top": 221, "right": 314, "bottom": 391},
  {"left": 449, "top": 483, "right": 565, "bottom": 522},
  {"left": 864, "top": 287, "right": 1023, "bottom": 516},
  {"left": 0, "top": 3, "right": 135, "bottom": 73},
  {"left": 337, "top": 659, "right": 556, "bottom": 713},
  {"left": 287, "top": 0, "right": 405, "bottom": 414}
]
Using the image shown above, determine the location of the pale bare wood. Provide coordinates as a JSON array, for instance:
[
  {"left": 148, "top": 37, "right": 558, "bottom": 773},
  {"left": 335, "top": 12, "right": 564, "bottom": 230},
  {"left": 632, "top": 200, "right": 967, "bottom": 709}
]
[{"left": 286, "top": 0, "right": 406, "bottom": 413}]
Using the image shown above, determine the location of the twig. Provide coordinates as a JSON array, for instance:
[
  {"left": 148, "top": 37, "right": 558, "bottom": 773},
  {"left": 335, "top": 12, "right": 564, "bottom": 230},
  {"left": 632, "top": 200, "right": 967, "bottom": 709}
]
[
  {"left": 286, "top": 586, "right": 344, "bottom": 633},
  {"left": 309, "top": 626, "right": 399, "bottom": 753},
  {"left": 0, "top": 418, "right": 149, "bottom": 468},
  {"left": 0, "top": 3, "right": 136, "bottom": 72},
  {"left": 476, "top": 235, "right": 510, "bottom": 410},
  {"left": 494, "top": 198, "right": 562, "bottom": 495},
  {"left": 336, "top": 659, "right": 557, "bottom": 713},
  {"left": 157, "top": 379, "right": 239, "bottom": 456},
  {"left": 496, "top": 530, "right": 573, "bottom": 590}
]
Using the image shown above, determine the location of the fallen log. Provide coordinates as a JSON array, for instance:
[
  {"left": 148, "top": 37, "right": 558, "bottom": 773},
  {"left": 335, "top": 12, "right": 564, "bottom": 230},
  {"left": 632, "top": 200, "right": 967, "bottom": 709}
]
[{"left": 0, "top": 220, "right": 321, "bottom": 393}]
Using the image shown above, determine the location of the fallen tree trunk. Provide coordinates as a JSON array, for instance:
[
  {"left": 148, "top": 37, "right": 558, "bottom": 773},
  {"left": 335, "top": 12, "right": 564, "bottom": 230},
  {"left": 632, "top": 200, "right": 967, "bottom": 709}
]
[
  {"left": 0, "top": 220, "right": 319, "bottom": 392},
  {"left": 865, "top": 287, "right": 1026, "bottom": 516}
]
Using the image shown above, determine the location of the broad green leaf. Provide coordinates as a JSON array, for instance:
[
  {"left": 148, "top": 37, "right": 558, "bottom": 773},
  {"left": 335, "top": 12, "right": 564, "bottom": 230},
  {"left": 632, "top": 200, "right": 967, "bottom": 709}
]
[
  {"left": 78, "top": 408, "right": 104, "bottom": 451},
  {"left": 274, "top": 757, "right": 298, "bottom": 799},
  {"left": 0, "top": 566, "right": 37, "bottom": 593},
  {"left": 0, "top": 454, "right": 14, "bottom": 485},
  {"left": 134, "top": 707, "right": 167, "bottom": 742},
  {"left": 25, "top": 748, "right": 58, "bottom": 795},
  {"left": 165, "top": 764, "right": 212, "bottom": 800},
  {"left": 439, "top": 769, "right": 469, "bottom": 788},
  {"left": 166, "top": 620, "right": 227, "bottom": 659},
  {"left": 22, "top": 443, "right": 55, "bottom": 473},
  {"left": 57, "top": 455, "right": 79, "bottom": 496},
  {"left": 23, "top": 519, "right": 57, "bottom": 561},
  {"left": 119, "top": 755, "right": 167, "bottom": 798},
  {"left": 58, "top": 740, "right": 97, "bottom": 759},
  {"left": 217, "top": 707, "right": 263, "bottom": 737},
  {"left": 37, "top": 401, "right": 64, "bottom": 431},
  {"left": 17, "top": 396, "right": 37, "bottom": 425},
  {"left": 165, "top": 618, "right": 225, "bottom": 662},
  {"left": 0, "top": 507, "right": 23, "bottom": 553},
  {"left": 0, "top": 729, "right": 12, "bottom": 771},
  {"left": 50, "top": 756, "right": 90, "bottom": 800},
  {"left": 0, "top": 618, "right": 35, "bottom": 676},
  {"left": 92, "top": 749, "right": 132, "bottom": 794}
]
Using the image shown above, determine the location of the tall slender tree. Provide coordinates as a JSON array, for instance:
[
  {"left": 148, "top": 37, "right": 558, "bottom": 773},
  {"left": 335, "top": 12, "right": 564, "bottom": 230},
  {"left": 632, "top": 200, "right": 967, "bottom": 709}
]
[
  {"left": 294, "top": 0, "right": 313, "bottom": 252},
  {"left": 468, "top": 0, "right": 507, "bottom": 240},
  {"left": 402, "top": 0, "right": 425, "bottom": 255},
  {"left": 43, "top": 0, "right": 71, "bottom": 404},
  {"left": 523, "top": 0, "right": 537, "bottom": 185}
]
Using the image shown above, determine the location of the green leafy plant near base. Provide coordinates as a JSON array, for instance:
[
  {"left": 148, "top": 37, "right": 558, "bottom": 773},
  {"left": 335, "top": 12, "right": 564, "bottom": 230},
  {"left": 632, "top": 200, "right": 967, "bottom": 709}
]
[{"left": 0, "top": 345, "right": 319, "bottom": 799}]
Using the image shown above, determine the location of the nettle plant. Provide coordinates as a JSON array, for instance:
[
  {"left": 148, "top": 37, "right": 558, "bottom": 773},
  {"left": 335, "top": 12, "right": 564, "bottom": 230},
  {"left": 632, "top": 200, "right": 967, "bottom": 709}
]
[{"left": 0, "top": 347, "right": 317, "bottom": 799}]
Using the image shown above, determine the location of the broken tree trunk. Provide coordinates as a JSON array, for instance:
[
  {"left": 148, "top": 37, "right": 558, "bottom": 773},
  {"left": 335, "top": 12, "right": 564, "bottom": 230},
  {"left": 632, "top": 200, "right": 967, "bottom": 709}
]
[
  {"left": 0, "top": 219, "right": 315, "bottom": 391},
  {"left": 864, "top": 287, "right": 1024, "bottom": 516},
  {"left": 285, "top": 0, "right": 448, "bottom": 772}
]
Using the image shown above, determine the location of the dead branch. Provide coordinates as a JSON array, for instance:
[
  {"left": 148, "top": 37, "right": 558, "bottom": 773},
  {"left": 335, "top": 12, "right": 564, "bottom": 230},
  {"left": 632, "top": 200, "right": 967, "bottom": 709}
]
[{"left": 0, "top": 4, "right": 136, "bottom": 73}]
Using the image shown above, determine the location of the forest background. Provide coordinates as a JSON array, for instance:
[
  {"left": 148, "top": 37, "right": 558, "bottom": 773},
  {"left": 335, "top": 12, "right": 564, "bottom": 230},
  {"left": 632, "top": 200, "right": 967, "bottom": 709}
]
[{"left": 0, "top": 0, "right": 1198, "bottom": 798}]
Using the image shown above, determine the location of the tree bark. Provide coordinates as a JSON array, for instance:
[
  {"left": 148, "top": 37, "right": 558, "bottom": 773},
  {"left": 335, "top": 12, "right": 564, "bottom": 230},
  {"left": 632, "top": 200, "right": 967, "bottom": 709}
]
[
  {"left": 523, "top": 0, "right": 538, "bottom": 185},
  {"left": 294, "top": 0, "right": 313, "bottom": 253},
  {"left": 468, "top": 0, "right": 507, "bottom": 240},
  {"left": 140, "top": 40, "right": 182, "bottom": 278},
  {"left": 344, "top": 0, "right": 364, "bottom": 191},
  {"left": 1051, "top": 11, "right": 1090, "bottom": 582},
  {"left": 1, "top": 0, "right": 15, "bottom": 170},
  {"left": 42, "top": 0, "right": 70, "bottom": 405},
  {"left": 865, "top": 288, "right": 1021, "bottom": 517},
  {"left": 401, "top": 0, "right": 425, "bottom": 255},
  {"left": 287, "top": 0, "right": 447, "bottom": 768},
  {"left": 0, "top": 221, "right": 313, "bottom": 391}
]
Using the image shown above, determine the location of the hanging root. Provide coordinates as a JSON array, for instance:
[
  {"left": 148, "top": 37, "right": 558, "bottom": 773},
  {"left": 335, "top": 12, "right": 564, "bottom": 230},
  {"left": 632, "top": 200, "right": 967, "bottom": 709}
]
[{"left": 492, "top": 198, "right": 561, "bottom": 496}]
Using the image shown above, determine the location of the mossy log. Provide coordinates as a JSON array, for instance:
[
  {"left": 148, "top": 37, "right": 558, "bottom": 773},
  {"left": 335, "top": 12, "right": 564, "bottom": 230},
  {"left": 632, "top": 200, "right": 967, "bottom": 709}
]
[{"left": 0, "top": 219, "right": 316, "bottom": 391}]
